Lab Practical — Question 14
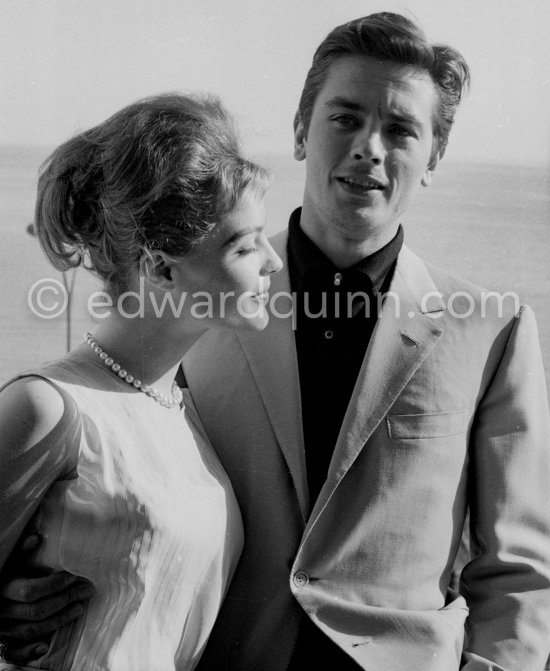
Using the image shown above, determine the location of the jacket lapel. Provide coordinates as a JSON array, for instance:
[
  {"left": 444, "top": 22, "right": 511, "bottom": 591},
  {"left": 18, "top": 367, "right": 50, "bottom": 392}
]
[
  {"left": 236, "top": 230, "right": 310, "bottom": 517},
  {"left": 312, "top": 246, "right": 446, "bottom": 515},
  {"left": 236, "top": 240, "right": 446, "bottom": 521}
]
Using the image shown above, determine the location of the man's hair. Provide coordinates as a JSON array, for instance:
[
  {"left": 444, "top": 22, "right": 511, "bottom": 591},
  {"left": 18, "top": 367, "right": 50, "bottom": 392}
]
[
  {"left": 35, "top": 93, "right": 268, "bottom": 298},
  {"left": 296, "top": 12, "right": 470, "bottom": 160}
]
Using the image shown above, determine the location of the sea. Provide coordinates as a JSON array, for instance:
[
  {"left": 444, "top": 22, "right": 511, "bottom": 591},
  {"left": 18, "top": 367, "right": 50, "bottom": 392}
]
[{"left": 1, "top": 144, "right": 549, "bottom": 394}]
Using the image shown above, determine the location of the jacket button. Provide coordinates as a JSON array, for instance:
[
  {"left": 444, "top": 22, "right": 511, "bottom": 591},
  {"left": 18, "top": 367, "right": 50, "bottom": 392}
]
[{"left": 293, "top": 571, "right": 309, "bottom": 588}]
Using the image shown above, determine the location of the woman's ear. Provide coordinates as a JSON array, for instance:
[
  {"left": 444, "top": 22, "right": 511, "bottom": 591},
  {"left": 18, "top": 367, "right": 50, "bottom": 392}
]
[{"left": 139, "top": 250, "right": 177, "bottom": 290}]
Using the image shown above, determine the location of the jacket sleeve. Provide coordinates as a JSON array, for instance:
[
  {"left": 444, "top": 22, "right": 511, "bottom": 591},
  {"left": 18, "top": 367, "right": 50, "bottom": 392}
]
[{"left": 460, "top": 305, "right": 550, "bottom": 670}]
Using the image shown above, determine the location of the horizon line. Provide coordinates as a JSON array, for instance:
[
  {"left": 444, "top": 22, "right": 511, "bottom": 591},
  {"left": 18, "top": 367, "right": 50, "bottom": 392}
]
[{"left": 1, "top": 143, "right": 548, "bottom": 171}]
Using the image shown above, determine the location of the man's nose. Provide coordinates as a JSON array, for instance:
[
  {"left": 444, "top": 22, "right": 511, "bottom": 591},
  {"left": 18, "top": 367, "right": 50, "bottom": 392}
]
[{"left": 351, "top": 129, "right": 384, "bottom": 164}]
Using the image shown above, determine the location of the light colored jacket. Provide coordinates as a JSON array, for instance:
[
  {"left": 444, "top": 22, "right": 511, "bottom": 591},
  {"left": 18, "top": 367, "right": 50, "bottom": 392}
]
[{"left": 185, "top": 231, "right": 550, "bottom": 671}]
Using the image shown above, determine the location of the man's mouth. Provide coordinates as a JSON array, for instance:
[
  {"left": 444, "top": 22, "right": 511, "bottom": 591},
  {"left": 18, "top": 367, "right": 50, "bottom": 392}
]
[{"left": 337, "top": 176, "right": 385, "bottom": 191}]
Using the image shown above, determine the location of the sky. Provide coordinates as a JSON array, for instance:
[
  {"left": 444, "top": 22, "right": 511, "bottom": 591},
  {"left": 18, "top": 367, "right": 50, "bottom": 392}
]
[{"left": 1, "top": 0, "right": 550, "bottom": 166}]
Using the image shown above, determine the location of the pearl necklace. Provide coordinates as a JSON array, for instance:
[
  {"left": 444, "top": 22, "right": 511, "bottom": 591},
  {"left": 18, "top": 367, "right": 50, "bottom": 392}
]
[{"left": 84, "top": 332, "right": 183, "bottom": 409}]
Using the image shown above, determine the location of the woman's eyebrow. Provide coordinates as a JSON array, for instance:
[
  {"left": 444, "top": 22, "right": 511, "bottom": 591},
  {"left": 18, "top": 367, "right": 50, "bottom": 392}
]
[{"left": 221, "top": 226, "right": 263, "bottom": 248}]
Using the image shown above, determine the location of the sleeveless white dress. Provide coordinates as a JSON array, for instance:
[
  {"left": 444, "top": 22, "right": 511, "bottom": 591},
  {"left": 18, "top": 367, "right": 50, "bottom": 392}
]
[{"left": 0, "top": 350, "right": 244, "bottom": 671}]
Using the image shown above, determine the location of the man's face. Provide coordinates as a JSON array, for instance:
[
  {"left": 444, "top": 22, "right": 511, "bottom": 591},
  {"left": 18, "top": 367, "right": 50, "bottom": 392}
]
[{"left": 294, "top": 55, "right": 439, "bottom": 261}]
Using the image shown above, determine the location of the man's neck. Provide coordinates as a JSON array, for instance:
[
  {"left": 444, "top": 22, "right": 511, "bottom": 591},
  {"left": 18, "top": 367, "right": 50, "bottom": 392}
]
[{"left": 299, "top": 218, "right": 401, "bottom": 269}]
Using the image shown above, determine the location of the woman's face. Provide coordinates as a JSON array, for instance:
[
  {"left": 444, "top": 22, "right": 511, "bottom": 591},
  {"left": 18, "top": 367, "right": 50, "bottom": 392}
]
[{"left": 170, "top": 192, "right": 282, "bottom": 332}]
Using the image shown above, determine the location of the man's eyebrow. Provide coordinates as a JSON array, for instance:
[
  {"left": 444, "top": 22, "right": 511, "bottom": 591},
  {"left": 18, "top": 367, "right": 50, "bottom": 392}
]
[
  {"left": 324, "top": 96, "right": 362, "bottom": 111},
  {"left": 221, "top": 226, "right": 262, "bottom": 248},
  {"left": 387, "top": 111, "right": 423, "bottom": 127},
  {"left": 324, "top": 96, "right": 425, "bottom": 128}
]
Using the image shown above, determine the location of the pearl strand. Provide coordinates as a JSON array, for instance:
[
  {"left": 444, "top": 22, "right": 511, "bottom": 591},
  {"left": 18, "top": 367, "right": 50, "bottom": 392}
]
[{"left": 84, "top": 332, "right": 183, "bottom": 409}]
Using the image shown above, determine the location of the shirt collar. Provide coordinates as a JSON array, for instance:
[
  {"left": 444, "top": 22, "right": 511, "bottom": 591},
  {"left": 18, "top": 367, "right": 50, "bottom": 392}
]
[{"left": 287, "top": 207, "right": 404, "bottom": 294}]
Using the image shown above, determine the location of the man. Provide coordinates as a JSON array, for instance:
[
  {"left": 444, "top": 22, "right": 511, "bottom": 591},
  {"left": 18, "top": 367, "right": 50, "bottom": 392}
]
[{"left": 2, "top": 12, "right": 550, "bottom": 671}]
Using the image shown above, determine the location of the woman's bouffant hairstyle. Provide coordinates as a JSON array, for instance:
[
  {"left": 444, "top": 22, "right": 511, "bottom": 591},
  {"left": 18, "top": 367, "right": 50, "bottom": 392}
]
[
  {"left": 35, "top": 93, "right": 269, "bottom": 298},
  {"left": 296, "top": 12, "right": 470, "bottom": 161}
]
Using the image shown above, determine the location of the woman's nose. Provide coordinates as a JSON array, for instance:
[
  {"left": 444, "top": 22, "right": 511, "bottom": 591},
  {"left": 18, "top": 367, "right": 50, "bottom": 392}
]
[{"left": 261, "top": 242, "right": 283, "bottom": 276}]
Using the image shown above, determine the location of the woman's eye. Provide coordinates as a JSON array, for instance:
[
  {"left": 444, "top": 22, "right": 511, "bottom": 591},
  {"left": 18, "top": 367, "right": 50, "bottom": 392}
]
[{"left": 236, "top": 247, "right": 258, "bottom": 256}]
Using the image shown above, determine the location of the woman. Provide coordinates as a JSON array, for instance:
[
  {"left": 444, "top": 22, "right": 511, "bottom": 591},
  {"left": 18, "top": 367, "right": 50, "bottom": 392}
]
[{"left": 0, "top": 93, "right": 281, "bottom": 670}]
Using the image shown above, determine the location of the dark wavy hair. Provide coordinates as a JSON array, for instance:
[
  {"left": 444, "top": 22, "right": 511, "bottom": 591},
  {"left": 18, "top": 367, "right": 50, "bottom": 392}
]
[
  {"left": 296, "top": 12, "right": 470, "bottom": 160},
  {"left": 35, "top": 93, "right": 269, "bottom": 298}
]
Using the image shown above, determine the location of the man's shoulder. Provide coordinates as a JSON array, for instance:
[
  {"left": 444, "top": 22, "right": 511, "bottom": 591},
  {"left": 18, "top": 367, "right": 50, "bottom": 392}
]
[
  {"left": 402, "top": 248, "right": 521, "bottom": 323},
  {"left": 268, "top": 228, "right": 289, "bottom": 255},
  {"left": 422, "top": 257, "right": 486, "bottom": 295}
]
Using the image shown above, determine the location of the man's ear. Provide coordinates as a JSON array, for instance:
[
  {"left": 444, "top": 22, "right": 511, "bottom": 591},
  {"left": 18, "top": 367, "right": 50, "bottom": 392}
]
[
  {"left": 139, "top": 250, "right": 177, "bottom": 290},
  {"left": 293, "top": 112, "right": 307, "bottom": 162},
  {"left": 421, "top": 151, "right": 440, "bottom": 187}
]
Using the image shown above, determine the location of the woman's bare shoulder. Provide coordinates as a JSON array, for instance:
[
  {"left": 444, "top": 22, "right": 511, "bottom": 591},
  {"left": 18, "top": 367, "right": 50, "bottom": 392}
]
[{"left": 0, "top": 376, "right": 66, "bottom": 449}]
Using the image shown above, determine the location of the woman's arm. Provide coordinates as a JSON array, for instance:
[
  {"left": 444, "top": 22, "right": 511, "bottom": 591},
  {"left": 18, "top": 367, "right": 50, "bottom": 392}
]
[
  {"left": 0, "top": 377, "right": 68, "bottom": 566},
  {"left": 0, "top": 377, "right": 93, "bottom": 664}
]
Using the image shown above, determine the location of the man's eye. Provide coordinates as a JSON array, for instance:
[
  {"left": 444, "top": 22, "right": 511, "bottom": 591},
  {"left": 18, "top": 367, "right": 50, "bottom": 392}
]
[
  {"left": 389, "top": 125, "right": 414, "bottom": 138},
  {"left": 331, "top": 115, "right": 358, "bottom": 126}
]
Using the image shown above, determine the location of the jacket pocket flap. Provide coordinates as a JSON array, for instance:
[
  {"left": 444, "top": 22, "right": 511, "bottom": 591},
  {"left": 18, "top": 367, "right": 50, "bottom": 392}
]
[{"left": 386, "top": 410, "right": 468, "bottom": 439}]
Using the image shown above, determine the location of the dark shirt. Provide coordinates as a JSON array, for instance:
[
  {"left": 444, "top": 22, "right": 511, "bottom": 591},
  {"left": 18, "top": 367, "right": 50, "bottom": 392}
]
[
  {"left": 286, "top": 207, "right": 403, "bottom": 670},
  {"left": 288, "top": 207, "right": 403, "bottom": 502}
]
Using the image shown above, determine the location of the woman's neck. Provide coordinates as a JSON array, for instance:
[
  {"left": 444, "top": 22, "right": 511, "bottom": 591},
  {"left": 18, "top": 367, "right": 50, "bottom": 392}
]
[{"left": 87, "top": 313, "right": 205, "bottom": 397}]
